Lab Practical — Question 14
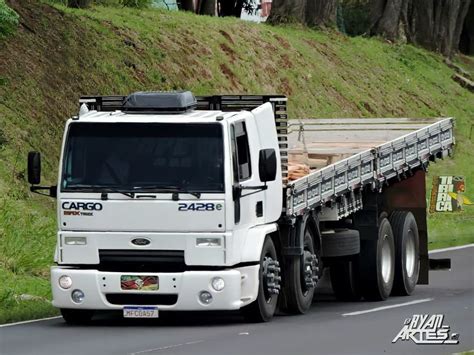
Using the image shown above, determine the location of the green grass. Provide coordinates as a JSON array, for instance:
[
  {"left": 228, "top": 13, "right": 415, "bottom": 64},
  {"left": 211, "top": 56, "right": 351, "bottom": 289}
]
[{"left": 0, "top": 0, "right": 473, "bottom": 324}]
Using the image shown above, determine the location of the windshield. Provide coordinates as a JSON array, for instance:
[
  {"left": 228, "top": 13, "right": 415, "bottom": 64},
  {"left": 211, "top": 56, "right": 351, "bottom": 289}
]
[{"left": 62, "top": 122, "right": 224, "bottom": 192}]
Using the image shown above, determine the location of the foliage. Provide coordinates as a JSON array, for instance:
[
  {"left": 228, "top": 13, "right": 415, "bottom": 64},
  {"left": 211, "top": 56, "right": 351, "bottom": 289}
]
[{"left": 0, "top": 0, "right": 19, "bottom": 38}]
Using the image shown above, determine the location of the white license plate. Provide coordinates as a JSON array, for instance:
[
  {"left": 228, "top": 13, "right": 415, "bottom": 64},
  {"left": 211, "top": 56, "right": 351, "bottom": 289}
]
[{"left": 123, "top": 306, "right": 159, "bottom": 318}]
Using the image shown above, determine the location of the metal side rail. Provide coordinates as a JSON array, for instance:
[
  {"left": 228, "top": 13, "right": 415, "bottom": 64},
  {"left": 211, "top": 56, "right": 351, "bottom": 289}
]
[{"left": 286, "top": 118, "right": 454, "bottom": 218}]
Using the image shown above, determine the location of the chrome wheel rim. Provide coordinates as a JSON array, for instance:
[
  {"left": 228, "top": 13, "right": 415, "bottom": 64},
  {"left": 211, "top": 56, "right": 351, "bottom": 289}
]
[
  {"left": 381, "top": 235, "right": 393, "bottom": 284},
  {"left": 405, "top": 229, "right": 416, "bottom": 278}
]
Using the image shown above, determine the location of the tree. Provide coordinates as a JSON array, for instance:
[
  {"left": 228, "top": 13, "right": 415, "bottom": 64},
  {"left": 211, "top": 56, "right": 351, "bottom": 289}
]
[
  {"left": 369, "top": 0, "right": 472, "bottom": 57},
  {"left": 178, "top": 0, "right": 196, "bottom": 11},
  {"left": 459, "top": 1, "right": 474, "bottom": 54},
  {"left": 403, "top": 0, "right": 471, "bottom": 57},
  {"left": 306, "top": 0, "right": 338, "bottom": 27},
  {"left": 199, "top": 0, "right": 216, "bottom": 15},
  {"left": 268, "top": 0, "right": 338, "bottom": 27},
  {"left": 218, "top": 0, "right": 245, "bottom": 17},
  {"left": 369, "top": 0, "right": 403, "bottom": 40},
  {"left": 67, "top": 0, "right": 91, "bottom": 8}
]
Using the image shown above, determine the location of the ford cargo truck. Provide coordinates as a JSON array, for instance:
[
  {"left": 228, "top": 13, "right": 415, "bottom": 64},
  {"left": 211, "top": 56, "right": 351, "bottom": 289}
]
[{"left": 27, "top": 92, "right": 454, "bottom": 323}]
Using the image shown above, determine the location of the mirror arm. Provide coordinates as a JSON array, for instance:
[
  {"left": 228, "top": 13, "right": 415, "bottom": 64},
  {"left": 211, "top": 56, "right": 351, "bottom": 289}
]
[{"left": 30, "top": 185, "right": 57, "bottom": 198}]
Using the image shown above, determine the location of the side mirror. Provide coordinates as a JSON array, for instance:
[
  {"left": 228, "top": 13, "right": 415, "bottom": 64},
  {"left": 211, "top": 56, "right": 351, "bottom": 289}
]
[
  {"left": 259, "top": 148, "right": 277, "bottom": 182},
  {"left": 27, "top": 151, "right": 41, "bottom": 185}
]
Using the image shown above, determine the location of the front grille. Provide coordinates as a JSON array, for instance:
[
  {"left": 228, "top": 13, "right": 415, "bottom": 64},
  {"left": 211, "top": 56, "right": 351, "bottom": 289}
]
[
  {"left": 106, "top": 293, "right": 178, "bottom": 306},
  {"left": 98, "top": 250, "right": 185, "bottom": 272}
]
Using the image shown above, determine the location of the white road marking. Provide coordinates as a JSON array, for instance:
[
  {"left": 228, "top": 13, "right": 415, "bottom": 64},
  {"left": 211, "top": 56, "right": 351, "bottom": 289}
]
[
  {"left": 0, "top": 316, "right": 62, "bottom": 328},
  {"left": 429, "top": 243, "right": 474, "bottom": 254},
  {"left": 342, "top": 298, "right": 434, "bottom": 317},
  {"left": 130, "top": 340, "right": 204, "bottom": 355},
  {"left": 239, "top": 332, "right": 249, "bottom": 335}
]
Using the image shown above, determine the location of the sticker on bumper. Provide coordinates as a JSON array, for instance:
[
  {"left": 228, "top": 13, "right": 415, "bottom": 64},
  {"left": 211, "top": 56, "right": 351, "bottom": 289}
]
[{"left": 121, "top": 275, "right": 158, "bottom": 291}]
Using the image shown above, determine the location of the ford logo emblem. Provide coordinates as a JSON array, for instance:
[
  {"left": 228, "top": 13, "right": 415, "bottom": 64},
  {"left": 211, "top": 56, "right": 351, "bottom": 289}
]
[{"left": 131, "top": 238, "right": 151, "bottom": 246}]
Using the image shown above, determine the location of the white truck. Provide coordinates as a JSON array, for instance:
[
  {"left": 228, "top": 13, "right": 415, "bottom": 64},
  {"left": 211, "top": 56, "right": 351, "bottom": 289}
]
[{"left": 27, "top": 92, "right": 454, "bottom": 323}]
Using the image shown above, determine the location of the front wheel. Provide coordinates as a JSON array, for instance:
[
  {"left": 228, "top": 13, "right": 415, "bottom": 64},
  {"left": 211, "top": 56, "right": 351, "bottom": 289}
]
[
  {"left": 286, "top": 226, "right": 319, "bottom": 314},
  {"left": 242, "top": 236, "right": 281, "bottom": 322},
  {"left": 60, "top": 308, "right": 94, "bottom": 325}
]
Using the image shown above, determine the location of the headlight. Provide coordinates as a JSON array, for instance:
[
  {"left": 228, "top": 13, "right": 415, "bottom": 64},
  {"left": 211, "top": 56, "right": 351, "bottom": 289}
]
[
  {"left": 64, "top": 236, "right": 87, "bottom": 245},
  {"left": 71, "top": 289, "right": 85, "bottom": 303},
  {"left": 211, "top": 277, "right": 225, "bottom": 291},
  {"left": 59, "top": 275, "right": 72, "bottom": 289},
  {"left": 196, "top": 238, "right": 221, "bottom": 247}
]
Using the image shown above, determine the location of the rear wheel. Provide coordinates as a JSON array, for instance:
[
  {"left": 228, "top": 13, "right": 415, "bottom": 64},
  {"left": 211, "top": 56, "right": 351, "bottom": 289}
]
[
  {"left": 359, "top": 218, "right": 395, "bottom": 301},
  {"left": 330, "top": 259, "right": 361, "bottom": 301},
  {"left": 60, "top": 308, "right": 94, "bottom": 325},
  {"left": 242, "top": 236, "right": 281, "bottom": 322},
  {"left": 390, "top": 211, "right": 420, "bottom": 296},
  {"left": 286, "top": 226, "right": 319, "bottom": 314}
]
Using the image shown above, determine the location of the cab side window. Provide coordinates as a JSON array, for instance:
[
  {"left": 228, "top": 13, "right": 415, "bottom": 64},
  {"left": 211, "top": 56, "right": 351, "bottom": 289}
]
[{"left": 231, "top": 121, "right": 251, "bottom": 181}]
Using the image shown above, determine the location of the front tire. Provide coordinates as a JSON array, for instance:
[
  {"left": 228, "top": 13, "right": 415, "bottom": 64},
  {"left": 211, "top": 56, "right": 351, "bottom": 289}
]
[
  {"left": 242, "top": 236, "right": 280, "bottom": 322},
  {"left": 286, "top": 226, "right": 319, "bottom": 314},
  {"left": 60, "top": 308, "right": 94, "bottom": 325},
  {"left": 390, "top": 211, "right": 420, "bottom": 296},
  {"left": 359, "top": 217, "right": 395, "bottom": 301}
]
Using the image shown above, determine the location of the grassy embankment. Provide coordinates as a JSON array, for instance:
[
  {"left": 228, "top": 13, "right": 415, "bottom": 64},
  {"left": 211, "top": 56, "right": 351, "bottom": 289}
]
[{"left": 0, "top": 1, "right": 472, "bottom": 323}]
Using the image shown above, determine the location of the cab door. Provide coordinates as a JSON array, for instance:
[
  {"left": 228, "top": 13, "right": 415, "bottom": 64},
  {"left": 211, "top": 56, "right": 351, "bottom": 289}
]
[{"left": 230, "top": 119, "right": 263, "bottom": 229}]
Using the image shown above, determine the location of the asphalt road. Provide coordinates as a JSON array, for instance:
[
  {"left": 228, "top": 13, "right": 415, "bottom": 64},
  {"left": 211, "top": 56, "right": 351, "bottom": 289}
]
[{"left": 1, "top": 246, "right": 473, "bottom": 355}]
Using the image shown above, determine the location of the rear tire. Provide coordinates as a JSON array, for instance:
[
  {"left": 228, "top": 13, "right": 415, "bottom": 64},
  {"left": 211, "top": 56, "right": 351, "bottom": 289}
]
[
  {"left": 390, "top": 211, "right": 420, "bottom": 296},
  {"left": 242, "top": 236, "right": 280, "bottom": 322},
  {"left": 286, "top": 226, "right": 319, "bottom": 314},
  {"left": 359, "top": 218, "right": 395, "bottom": 301},
  {"left": 330, "top": 259, "right": 361, "bottom": 301},
  {"left": 60, "top": 308, "right": 94, "bottom": 325}
]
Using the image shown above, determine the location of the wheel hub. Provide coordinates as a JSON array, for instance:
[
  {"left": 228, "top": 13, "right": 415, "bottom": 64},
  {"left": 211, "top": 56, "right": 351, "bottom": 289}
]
[
  {"left": 303, "top": 251, "right": 319, "bottom": 289},
  {"left": 263, "top": 257, "right": 281, "bottom": 297}
]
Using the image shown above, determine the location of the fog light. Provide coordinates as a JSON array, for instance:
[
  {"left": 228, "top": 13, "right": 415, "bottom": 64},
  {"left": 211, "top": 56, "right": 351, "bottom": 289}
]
[
  {"left": 64, "top": 236, "right": 87, "bottom": 245},
  {"left": 211, "top": 277, "right": 225, "bottom": 292},
  {"left": 58, "top": 275, "right": 72, "bottom": 289},
  {"left": 199, "top": 291, "right": 213, "bottom": 305},
  {"left": 196, "top": 238, "right": 221, "bottom": 247},
  {"left": 71, "top": 289, "right": 85, "bottom": 304}
]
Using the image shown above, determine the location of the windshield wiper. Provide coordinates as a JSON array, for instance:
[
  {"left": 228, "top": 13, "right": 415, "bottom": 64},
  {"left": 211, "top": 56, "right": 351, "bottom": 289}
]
[
  {"left": 64, "top": 184, "right": 135, "bottom": 199},
  {"left": 131, "top": 185, "right": 201, "bottom": 199}
]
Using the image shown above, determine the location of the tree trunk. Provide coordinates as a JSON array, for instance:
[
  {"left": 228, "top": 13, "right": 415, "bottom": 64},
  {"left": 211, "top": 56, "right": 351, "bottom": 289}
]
[
  {"left": 403, "top": 0, "right": 471, "bottom": 57},
  {"left": 459, "top": 1, "right": 474, "bottom": 54},
  {"left": 267, "top": 0, "right": 307, "bottom": 24},
  {"left": 179, "top": 0, "right": 196, "bottom": 12},
  {"left": 370, "top": 0, "right": 404, "bottom": 40},
  {"left": 67, "top": 0, "right": 91, "bottom": 8},
  {"left": 268, "top": 0, "right": 336, "bottom": 26},
  {"left": 233, "top": 0, "right": 244, "bottom": 16},
  {"left": 305, "top": 0, "right": 338, "bottom": 27},
  {"left": 199, "top": 0, "right": 216, "bottom": 15}
]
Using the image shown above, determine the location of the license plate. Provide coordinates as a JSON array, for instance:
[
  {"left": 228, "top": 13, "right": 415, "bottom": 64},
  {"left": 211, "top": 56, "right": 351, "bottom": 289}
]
[
  {"left": 121, "top": 275, "right": 158, "bottom": 291},
  {"left": 123, "top": 306, "right": 159, "bottom": 318}
]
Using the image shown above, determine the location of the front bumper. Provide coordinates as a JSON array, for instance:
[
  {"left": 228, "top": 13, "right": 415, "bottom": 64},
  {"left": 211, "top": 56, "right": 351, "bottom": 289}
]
[{"left": 51, "top": 265, "right": 259, "bottom": 311}]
